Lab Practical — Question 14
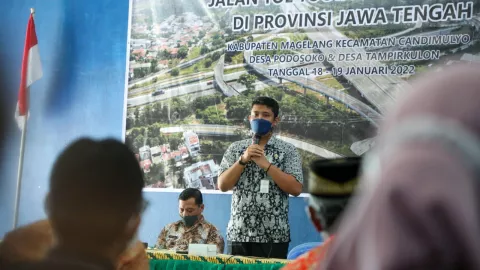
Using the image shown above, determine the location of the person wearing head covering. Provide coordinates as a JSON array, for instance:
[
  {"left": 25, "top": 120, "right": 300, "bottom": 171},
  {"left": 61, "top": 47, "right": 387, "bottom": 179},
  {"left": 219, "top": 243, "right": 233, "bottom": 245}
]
[
  {"left": 321, "top": 63, "right": 480, "bottom": 270},
  {"left": 283, "top": 157, "right": 361, "bottom": 270}
]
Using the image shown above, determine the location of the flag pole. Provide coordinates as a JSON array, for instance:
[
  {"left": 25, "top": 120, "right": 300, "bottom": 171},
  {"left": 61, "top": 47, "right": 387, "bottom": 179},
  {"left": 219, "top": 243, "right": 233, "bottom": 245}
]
[
  {"left": 13, "top": 107, "right": 28, "bottom": 229},
  {"left": 13, "top": 8, "right": 35, "bottom": 230}
]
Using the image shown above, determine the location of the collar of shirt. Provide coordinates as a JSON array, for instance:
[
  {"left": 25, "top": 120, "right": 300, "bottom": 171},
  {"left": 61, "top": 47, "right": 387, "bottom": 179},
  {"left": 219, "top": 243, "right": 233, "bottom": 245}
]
[{"left": 265, "top": 135, "right": 278, "bottom": 147}]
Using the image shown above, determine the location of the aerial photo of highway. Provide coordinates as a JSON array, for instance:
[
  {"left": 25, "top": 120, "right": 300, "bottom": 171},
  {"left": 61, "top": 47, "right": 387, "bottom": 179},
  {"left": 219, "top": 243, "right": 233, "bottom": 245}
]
[{"left": 125, "top": 0, "right": 480, "bottom": 191}]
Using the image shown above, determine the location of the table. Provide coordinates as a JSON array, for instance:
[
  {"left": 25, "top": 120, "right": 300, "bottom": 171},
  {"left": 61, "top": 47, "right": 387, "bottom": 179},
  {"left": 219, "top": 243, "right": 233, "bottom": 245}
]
[{"left": 147, "top": 249, "right": 288, "bottom": 270}]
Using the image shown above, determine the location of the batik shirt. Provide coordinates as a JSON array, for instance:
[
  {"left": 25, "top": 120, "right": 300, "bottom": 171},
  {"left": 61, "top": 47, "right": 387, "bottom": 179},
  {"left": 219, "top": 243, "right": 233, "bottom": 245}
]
[
  {"left": 154, "top": 215, "right": 225, "bottom": 253},
  {"left": 218, "top": 136, "right": 303, "bottom": 243}
]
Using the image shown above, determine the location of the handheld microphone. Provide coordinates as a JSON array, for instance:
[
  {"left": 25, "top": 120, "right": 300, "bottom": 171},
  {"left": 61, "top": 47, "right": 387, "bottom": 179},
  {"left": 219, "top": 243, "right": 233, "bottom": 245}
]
[{"left": 252, "top": 134, "right": 261, "bottom": 145}]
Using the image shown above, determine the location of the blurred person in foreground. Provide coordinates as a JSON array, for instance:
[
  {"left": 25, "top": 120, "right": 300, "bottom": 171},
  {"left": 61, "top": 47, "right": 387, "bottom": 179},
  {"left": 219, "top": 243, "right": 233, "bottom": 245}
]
[
  {"left": 7, "top": 138, "right": 147, "bottom": 270},
  {"left": 322, "top": 64, "right": 480, "bottom": 270},
  {"left": 155, "top": 188, "right": 224, "bottom": 253},
  {"left": 0, "top": 219, "right": 148, "bottom": 270},
  {"left": 283, "top": 157, "right": 360, "bottom": 270}
]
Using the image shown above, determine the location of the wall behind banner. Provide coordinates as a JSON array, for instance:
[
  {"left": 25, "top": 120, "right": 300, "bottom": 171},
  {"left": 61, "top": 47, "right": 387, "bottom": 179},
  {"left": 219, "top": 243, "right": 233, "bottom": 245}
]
[{"left": 0, "top": 0, "right": 320, "bottom": 250}]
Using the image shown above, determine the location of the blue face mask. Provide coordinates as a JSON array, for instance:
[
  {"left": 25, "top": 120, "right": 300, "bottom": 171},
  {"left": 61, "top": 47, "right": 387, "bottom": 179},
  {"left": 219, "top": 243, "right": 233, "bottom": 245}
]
[{"left": 250, "top": 118, "right": 272, "bottom": 136}]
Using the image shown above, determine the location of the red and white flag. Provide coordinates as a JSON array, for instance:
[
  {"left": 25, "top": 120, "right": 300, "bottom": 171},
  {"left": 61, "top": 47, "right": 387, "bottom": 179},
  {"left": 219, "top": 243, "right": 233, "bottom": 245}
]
[{"left": 15, "top": 13, "right": 42, "bottom": 130}]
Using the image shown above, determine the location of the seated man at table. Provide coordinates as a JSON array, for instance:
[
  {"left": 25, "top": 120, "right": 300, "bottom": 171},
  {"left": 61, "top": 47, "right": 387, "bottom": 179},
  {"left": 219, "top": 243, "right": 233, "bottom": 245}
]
[
  {"left": 283, "top": 157, "right": 361, "bottom": 270},
  {"left": 155, "top": 188, "right": 225, "bottom": 253}
]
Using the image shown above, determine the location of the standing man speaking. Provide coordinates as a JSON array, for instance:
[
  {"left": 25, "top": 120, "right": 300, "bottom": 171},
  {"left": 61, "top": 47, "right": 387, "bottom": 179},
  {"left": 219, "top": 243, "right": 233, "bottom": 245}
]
[{"left": 218, "top": 96, "right": 303, "bottom": 259}]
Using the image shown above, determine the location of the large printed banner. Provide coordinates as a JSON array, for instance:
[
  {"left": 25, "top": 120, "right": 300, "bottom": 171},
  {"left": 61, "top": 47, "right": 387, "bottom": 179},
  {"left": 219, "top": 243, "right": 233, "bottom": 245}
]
[{"left": 124, "top": 0, "right": 479, "bottom": 192}]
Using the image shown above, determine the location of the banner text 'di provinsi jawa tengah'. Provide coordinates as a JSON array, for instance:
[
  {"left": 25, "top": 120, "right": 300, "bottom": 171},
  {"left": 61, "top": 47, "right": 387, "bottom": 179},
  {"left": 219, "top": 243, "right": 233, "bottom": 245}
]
[{"left": 207, "top": 0, "right": 473, "bottom": 31}]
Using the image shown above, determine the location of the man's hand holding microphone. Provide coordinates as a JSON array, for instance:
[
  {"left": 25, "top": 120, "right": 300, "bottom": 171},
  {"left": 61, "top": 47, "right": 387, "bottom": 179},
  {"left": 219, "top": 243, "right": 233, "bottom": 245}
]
[{"left": 240, "top": 134, "right": 270, "bottom": 170}]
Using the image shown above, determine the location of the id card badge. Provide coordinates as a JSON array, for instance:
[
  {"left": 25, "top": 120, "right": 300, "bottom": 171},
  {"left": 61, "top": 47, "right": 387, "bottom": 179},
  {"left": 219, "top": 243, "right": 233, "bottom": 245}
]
[{"left": 260, "top": 179, "right": 269, "bottom": 193}]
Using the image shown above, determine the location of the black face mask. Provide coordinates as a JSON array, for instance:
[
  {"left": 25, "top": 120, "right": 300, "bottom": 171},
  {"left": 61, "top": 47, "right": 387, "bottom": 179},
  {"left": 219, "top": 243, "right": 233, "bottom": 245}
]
[{"left": 181, "top": 215, "right": 199, "bottom": 227}]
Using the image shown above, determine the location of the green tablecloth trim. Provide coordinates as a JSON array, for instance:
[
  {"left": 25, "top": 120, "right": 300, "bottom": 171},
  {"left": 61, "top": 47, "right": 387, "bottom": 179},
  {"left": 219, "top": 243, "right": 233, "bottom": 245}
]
[
  {"left": 150, "top": 259, "right": 285, "bottom": 270},
  {"left": 147, "top": 249, "right": 288, "bottom": 265}
]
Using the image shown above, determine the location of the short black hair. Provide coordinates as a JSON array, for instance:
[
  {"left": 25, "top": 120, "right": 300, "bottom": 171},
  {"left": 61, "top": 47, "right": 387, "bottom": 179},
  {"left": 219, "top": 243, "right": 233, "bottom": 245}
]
[
  {"left": 179, "top": 188, "right": 203, "bottom": 205},
  {"left": 48, "top": 138, "right": 144, "bottom": 247},
  {"left": 251, "top": 96, "right": 279, "bottom": 117}
]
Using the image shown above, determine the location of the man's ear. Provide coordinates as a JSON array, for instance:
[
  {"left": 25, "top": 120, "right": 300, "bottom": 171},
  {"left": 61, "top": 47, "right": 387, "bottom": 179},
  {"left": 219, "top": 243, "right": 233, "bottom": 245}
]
[
  {"left": 44, "top": 193, "right": 51, "bottom": 215},
  {"left": 308, "top": 206, "right": 323, "bottom": 232},
  {"left": 273, "top": 116, "right": 280, "bottom": 126},
  {"left": 125, "top": 215, "right": 141, "bottom": 239},
  {"left": 200, "top": 204, "right": 205, "bottom": 211}
]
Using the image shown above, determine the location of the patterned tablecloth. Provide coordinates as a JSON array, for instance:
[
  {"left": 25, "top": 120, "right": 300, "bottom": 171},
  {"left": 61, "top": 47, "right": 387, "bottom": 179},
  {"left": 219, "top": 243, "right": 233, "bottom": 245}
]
[{"left": 147, "top": 249, "right": 288, "bottom": 269}]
